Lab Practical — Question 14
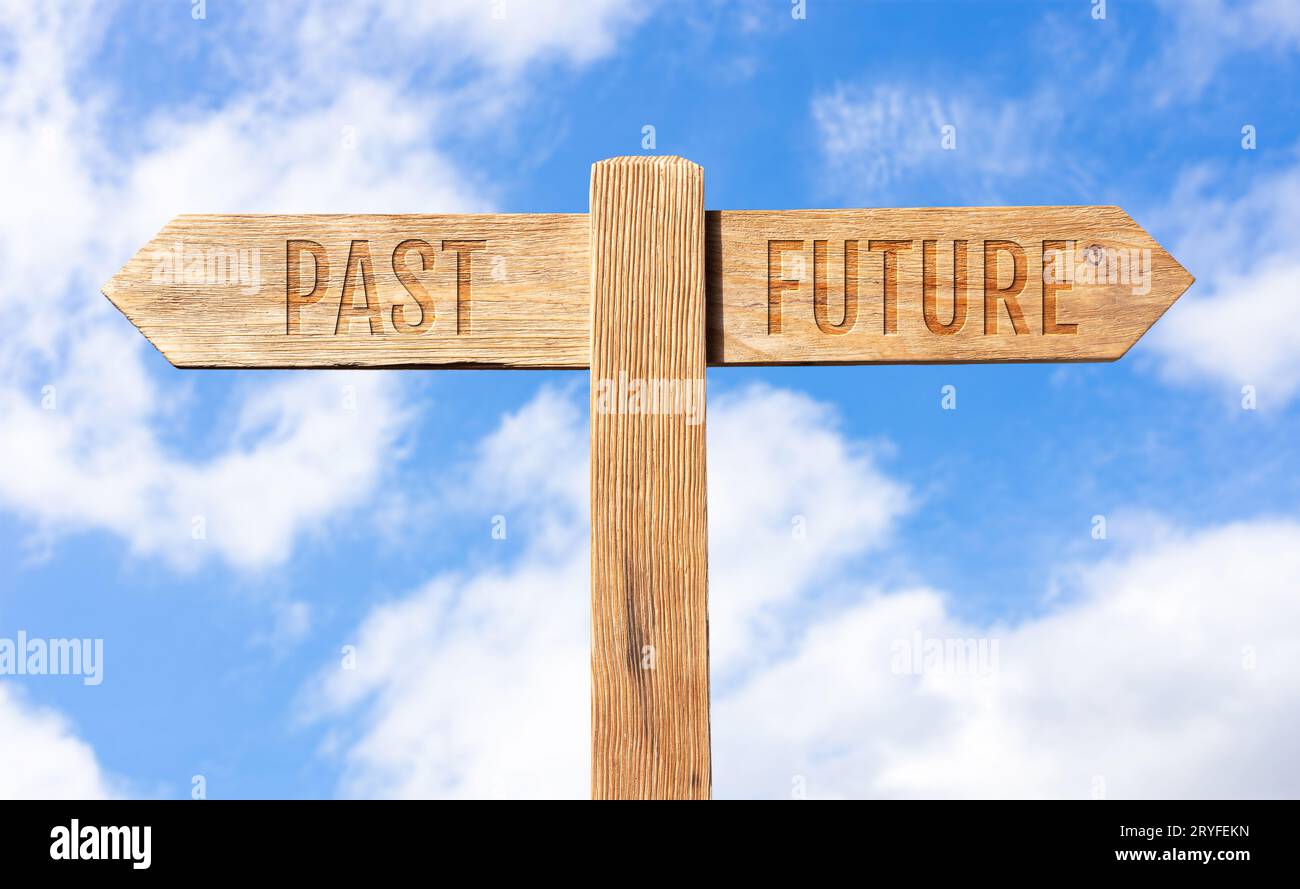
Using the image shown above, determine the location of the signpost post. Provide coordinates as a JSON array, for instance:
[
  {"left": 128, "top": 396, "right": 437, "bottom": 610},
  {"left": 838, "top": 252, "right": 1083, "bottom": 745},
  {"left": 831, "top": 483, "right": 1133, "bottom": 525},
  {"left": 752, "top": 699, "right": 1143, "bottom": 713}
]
[{"left": 104, "top": 156, "right": 1193, "bottom": 800}]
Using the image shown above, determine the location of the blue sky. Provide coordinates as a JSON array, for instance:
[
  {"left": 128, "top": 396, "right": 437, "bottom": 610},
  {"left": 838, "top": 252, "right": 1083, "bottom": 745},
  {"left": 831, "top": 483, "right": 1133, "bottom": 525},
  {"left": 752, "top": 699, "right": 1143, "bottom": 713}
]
[{"left": 1, "top": 0, "right": 1298, "bottom": 799}]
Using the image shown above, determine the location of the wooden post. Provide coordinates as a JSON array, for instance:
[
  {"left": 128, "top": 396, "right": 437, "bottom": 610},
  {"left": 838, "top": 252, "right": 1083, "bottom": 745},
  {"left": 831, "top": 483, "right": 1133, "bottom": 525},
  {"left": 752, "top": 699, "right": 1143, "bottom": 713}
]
[{"left": 589, "top": 156, "right": 711, "bottom": 799}]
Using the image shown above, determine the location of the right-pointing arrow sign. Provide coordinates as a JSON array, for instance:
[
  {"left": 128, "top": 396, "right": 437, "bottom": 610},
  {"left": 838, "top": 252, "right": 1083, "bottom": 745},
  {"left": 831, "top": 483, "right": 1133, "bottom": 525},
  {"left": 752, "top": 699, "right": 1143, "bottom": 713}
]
[{"left": 707, "top": 204, "right": 1193, "bottom": 365}]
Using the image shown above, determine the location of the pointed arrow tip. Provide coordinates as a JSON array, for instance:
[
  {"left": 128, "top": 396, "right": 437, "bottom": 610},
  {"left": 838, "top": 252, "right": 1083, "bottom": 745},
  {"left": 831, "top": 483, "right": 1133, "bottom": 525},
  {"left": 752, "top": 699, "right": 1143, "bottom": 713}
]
[
  {"left": 101, "top": 266, "right": 130, "bottom": 321},
  {"left": 101, "top": 261, "right": 145, "bottom": 327},
  {"left": 100, "top": 274, "right": 121, "bottom": 310},
  {"left": 101, "top": 251, "right": 188, "bottom": 370}
]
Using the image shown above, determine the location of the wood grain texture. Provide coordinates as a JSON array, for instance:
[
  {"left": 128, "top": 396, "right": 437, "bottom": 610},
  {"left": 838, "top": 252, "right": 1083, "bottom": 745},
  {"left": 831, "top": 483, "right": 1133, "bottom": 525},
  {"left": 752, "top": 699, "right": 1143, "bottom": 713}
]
[
  {"left": 103, "top": 214, "right": 589, "bottom": 368},
  {"left": 707, "top": 205, "right": 1193, "bottom": 364},
  {"left": 589, "top": 157, "right": 710, "bottom": 800},
  {"left": 104, "top": 206, "right": 1191, "bottom": 368}
]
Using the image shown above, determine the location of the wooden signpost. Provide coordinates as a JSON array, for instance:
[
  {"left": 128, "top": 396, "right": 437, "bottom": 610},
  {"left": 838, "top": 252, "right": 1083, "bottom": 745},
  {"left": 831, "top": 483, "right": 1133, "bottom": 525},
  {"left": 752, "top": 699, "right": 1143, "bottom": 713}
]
[{"left": 104, "top": 156, "right": 1193, "bottom": 800}]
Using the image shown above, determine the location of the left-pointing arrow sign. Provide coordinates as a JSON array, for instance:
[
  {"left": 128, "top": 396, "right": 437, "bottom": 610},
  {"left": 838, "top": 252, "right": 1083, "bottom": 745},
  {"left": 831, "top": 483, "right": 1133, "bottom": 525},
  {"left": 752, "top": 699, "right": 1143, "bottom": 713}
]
[{"left": 102, "top": 214, "right": 593, "bottom": 369}]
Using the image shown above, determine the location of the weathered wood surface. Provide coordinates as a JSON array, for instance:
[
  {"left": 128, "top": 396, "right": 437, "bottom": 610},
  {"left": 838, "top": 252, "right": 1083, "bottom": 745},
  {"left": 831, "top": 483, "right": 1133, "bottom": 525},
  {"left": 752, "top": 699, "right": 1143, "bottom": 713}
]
[
  {"left": 708, "top": 205, "right": 1193, "bottom": 364},
  {"left": 103, "top": 214, "right": 590, "bottom": 368},
  {"left": 104, "top": 206, "right": 1191, "bottom": 368},
  {"left": 589, "top": 156, "right": 711, "bottom": 800}
]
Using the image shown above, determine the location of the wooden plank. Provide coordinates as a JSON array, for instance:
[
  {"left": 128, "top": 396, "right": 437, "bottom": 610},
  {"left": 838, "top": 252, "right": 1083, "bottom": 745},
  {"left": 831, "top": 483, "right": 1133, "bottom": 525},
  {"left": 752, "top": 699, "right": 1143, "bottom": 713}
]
[
  {"left": 103, "top": 206, "right": 1192, "bottom": 368},
  {"left": 706, "top": 205, "right": 1193, "bottom": 364},
  {"left": 589, "top": 156, "right": 710, "bottom": 800},
  {"left": 103, "top": 214, "right": 590, "bottom": 368}
]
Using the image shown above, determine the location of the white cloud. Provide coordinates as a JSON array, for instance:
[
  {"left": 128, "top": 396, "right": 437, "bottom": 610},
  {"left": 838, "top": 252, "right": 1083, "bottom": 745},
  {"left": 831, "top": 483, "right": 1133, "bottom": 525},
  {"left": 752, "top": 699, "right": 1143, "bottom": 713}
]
[
  {"left": 0, "top": 0, "right": 652, "bottom": 569},
  {"left": 811, "top": 83, "right": 1062, "bottom": 199},
  {"left": 468, "top": 386, "right": 587, "bottom": 518},
  {"left": 1147, "top": 257, "right": 1300, "bottom": 403},
  {"left": 120, "top": 78, "right": 486, "bottom": 223},
  {"left": 0, "top": 0, "right": 652, "bottom": 800},
  {"left": 255, "top": 600, "right": 314, "bottom": 651},
  {"left": 310, "top": 386, "right": 1300, "bottom": 799},
  {"left": 304, "top": 388, "right": 590, "bottom": 799},
  {"left": 0, "top": 10, "right": 465, "bottom": 572},
  {"left": 315, "top": 553, "right": 591, "bottom": 799},
  {"left": 0, "top": 685, "right": 118, "bottom": 799},
  {"left": 287, "top": 0, "right": 653, "bottom": 77},
  {"left": 1151, "top": 0, "right": 1300, "bottom": 105},
  {"left": 1144, "top": 159, "right": 1300, "bottom": 404},
  {"left": 813, "top": 85, "right": 953, "bottom": 191},
  {"left": 306, "top": 385, "right": 907, "bottom": 797},
  {"left": 707, "top": 386, "right": 909, "bottom": 678},
  {"left": 0, "top": 370, "right": 407, "bottom": 570},
  {"left": 719, "top": 519, "right": 1300, "bottom": 799}
]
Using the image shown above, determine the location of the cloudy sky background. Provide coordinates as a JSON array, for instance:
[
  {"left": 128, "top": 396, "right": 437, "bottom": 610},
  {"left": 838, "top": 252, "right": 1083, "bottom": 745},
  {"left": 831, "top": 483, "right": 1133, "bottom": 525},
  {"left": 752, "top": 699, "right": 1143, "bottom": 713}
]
[{"left": 1, "top": 0, "right": 1298, "bottom": 799}]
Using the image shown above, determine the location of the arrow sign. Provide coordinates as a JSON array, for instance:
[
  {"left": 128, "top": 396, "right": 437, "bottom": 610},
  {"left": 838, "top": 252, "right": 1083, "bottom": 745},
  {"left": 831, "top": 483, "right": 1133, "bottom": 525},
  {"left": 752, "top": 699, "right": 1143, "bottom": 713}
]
[
  {"left": 103, "top": 214, "right": 592, "bottom": 369},
  {"left": 709, "top": 205, "right": 1191, "bottom": 364},
  {"left": 104, "top": 205, "right": 1191, "bottom": 368}
]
